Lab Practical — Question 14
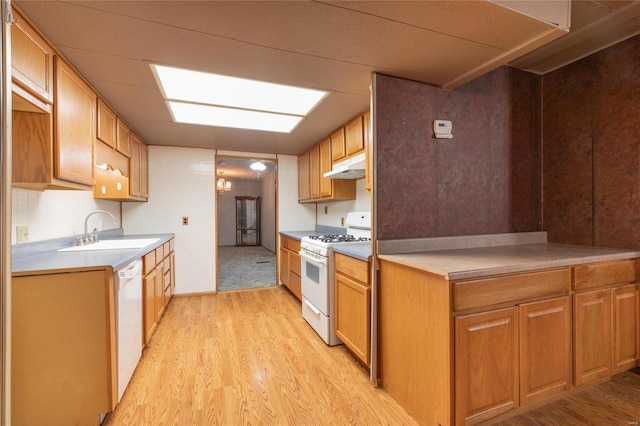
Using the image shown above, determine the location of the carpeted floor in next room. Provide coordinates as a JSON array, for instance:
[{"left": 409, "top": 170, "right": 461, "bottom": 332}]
[{"left": 218, "top": 245, "right": 277, "bottom": 291}]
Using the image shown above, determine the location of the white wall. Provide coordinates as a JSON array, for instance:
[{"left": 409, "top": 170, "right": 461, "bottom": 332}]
[
  {"left": 277, "top": 154, "right": 316, "bottom": 231},
  {"left": 122, "top": 146, "right": 216, "bottom": 295},
  {"left": 11, "top": 189, "right": 121, "bottom": 244},
  {"left": 316, "top": 179, "right": 371, "bottom": 227}
]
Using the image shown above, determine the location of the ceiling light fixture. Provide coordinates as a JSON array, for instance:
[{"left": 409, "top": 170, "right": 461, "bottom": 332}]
[
  {"left": 216, "top": 172, "right": 232, "bottom": 194},
  {"left": 250, "top": 161, "right": 267, "bottom": 172},
  {"left": 151, "top": 64, "right": 328, "bottom": 133}
]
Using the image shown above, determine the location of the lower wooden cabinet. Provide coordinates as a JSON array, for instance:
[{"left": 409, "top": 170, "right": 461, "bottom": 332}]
[
  {"left": 143, "top": 238, "right": 175, "bottom": 345},
  {"left": 455, "top": 308, "right": 519, "bottom": 425},
  {"left": 335, "top": 253, "right": 371, "bottom": 366},
  {"left": 519, "top": 297, "right": 571, "bottom": 405},
  {"left": 12, "top": 270, "right": 116, "bottom": 425},
  {"left": 574, "top": 283, "right": 640, "bottom": 385},
  {"left": 455, "top": 297, "right": 571, "bottom": 424},
  {"left": 279, "top": 235, "right": 301, "bottom": 300}
]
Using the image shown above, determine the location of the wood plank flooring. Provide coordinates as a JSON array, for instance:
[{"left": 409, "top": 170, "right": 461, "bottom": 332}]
[
  {"left": 103, "top": 286, "right": 417, "bottom": 425},
  {"left": 104, "top": 285, "right": 640, "bottom": 425}
]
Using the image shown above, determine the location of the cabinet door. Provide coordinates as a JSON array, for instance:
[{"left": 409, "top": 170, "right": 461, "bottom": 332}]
[
  {"left": 279, "top": 246, "right": 290, "bottom": 287},
  {"left": 455, "top": 307, "right": 518, "bottom": 425},
  {"left": 309, "top": 145, "right": 320, "bottom": 199},
  {"left": 155, "top": 263, "right": 165, "bottom": 321},
  {"left": 129, "top": 133, "right": 142, "bottom": 197},
  {"left": 97, "top": 99, "right": 117, "bottom": 148},
  {"left": 54, "top": 57, "right": 95, "bottom": 186},
  {"left": 116, "top": 118, "right": 131, "bottom": 157},
  {"left": 335, "top": 273, "right": 371, "bottom": 366},
  {"left": 319, "top": 137, "right": 332, "bottom": 197},
  {"left": 519, "top": 297, "right": 571, "bottom": 406},
  {"left": 298, "top": 151, "right": 310, "bottom": 201},
  {"left": 331, "top": 127, "right": 346, "bottom": 163},
  {"left": 574, "top": 289, "right": 611, "bottom": 385},
  {"left": 345, "top": 115, "right": 364, "bottom": 156},
  {"left": 11, "top": 8, "right": 54, "bottom": 105},
  {"left": 143, "top": 269, "right": 157, "bottom": 345},
  {"left": 140, "top": 143, "right": 149, "bottom": 198},
  {"left": 612, "top": 284, "right": 640, "bottom": 373}
]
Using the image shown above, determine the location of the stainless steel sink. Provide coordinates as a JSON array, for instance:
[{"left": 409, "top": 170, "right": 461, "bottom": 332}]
[{"left": 57, "top": 238, "right": 160, "bottom": 252}]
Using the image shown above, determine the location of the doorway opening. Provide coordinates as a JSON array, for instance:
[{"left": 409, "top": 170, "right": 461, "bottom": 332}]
[{"left": 215, "top": 156, "right": 277, "bottom": 292}]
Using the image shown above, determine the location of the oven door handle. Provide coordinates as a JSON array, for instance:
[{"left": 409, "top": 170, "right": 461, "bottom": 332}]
[
  {"left": 304, "top": 299, "right": 322, "bottom": 316},
  {"left": 299, "top": 250, "right": 328, "bottom": 267}
]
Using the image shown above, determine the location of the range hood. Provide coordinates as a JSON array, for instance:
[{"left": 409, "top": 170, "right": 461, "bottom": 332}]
[{"left": 323, "top": 152, "right": 366, "bottom": 179}]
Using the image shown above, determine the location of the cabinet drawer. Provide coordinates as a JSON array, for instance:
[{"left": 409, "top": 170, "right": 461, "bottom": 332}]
[
  {"left": 289, "top": 272, "right": 302, "bottom": 300},
  {"left": 163, "top": 241, "right": 171, "bottom": 255},
  {"left": 573, "top": 260, "right": 637, "bottom": 291},
  {"left": 280, "top": 236, "right": 290, "bottom": 249},
  {"left": 155, "top": 246, "right": 164, "bottom": 262},
  {"left": 454, "top": 269, "right": 571, "bottom": 312},
  {"left": 169, "top": 238, "right": 174, "bottom": 252},
  {"left": 335, "top": 253, "right": 369, "bottom": 284},
  {"left": 143, "top": 251, "right": 156, "bottom": 275},
  {"left": 289, "top": 239, "right": 301, "bottom": 252},
  {"left": 290, "top": 252, "right": 301, "bottom": 276}
]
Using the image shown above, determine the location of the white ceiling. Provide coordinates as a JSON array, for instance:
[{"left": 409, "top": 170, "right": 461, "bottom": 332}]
[{"left": 14, "top": 0, "right": 640, "bottom": 171}]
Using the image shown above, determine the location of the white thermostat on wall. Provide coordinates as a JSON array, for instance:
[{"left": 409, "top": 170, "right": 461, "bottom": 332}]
[{"left": 433, "top": 120, "right": 453, "bottom": 139}]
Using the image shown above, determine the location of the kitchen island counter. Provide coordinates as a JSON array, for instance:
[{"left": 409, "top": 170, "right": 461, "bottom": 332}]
[
  {"left": 378, "top": 242, "right": 640, "bottom": 281},
  {"left": 12, "top": 230, "right": 174, "bottom": 275}
]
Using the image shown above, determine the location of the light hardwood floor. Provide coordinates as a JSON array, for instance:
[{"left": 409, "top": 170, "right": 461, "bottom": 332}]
[
  {"left": 104, "top": 285, "right": 640, "bottom": 425},
  {"left": 103, "top": 286, "right": 417, "bottom": 425}
]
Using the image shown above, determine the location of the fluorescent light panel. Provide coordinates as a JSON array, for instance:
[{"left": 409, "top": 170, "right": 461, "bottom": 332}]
[
  {"left": 168, "top": 102, "right": 302, "bottom": 133},
  {"left": 152, "top": 64, "right": 328, "bottom": 133}
]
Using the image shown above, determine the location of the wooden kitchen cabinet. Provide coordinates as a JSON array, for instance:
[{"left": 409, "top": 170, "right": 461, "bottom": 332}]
[
  {"left": 93, "top": 140, "right": 130, "bottom": 200},
  {"left": 573, "top": 260, "right": 639, "bottom": 386},
  {"left": 335, "top": 253, "right": 371, "bottom": 366},
  {"left": 331, "top": 127, "right": 346, "bottom": 163},
  {"left": 279, "top": 235, "right": 301, "bottom": 300},
  {"left": 298, "top": 151, "right": 310, "bottom": 202},
  {"left": 128, "top": 132, "right": 149, "bottom": 201},
  {"left": 116, "top": 118, "right": 131, "bottom": 157},
  {"left": 143, "top": 239, "right": 175, "bottom": 345},
  {"left": 97, "top": 98, "right": 117, "bottom": 149},
  {"left": 11, "top": 6, "right": 54, "bottom": 108},
  {"left": 54, "top": 56, "right": 96, "bottom": 187},
  {"left": 12, "top": 270, "right": 116, "bottom": 425},
  {"left": 455, "top": 307, "right": 519, "bottom": 425},
  {"left": 345, "top": 114, "right": 365, "bottom": 157},
  {"left": 309, "top": 144, "right": 320, "bottom": 199},
  {"left": 519, "top": 296, "right": 571, "bottom": 405},
  {"left": 12, "top": 56, "right": 96, "bottom": 190},
  {"left": 319, "top": 137, "right": 332, "bottom": 197}
]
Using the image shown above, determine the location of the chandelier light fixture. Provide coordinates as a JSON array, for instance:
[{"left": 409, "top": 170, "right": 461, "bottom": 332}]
[
  {"left": 216, "top": 172, "right": 232, "bottom": 194},
  {"left": 250, "top": 161, "right": 267, "bottom": 178}
]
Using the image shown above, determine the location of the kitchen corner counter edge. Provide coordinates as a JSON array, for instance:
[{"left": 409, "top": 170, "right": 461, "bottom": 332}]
[{"left": 12, "top": 229, "right": 175, "bottom": 276}]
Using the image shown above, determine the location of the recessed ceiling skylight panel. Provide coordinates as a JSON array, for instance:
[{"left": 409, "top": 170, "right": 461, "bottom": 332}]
[{"left": 151, "top": 64, "right": 328, "bottom": 133}]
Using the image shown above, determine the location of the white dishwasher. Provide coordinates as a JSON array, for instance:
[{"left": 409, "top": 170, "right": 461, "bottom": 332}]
[{"left": 115, "top": 259, "right": 143, "bottom": 403}]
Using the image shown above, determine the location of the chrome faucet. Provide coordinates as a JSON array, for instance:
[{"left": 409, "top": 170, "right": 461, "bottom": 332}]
[{"left": 83, "top": 210, "right": 117, "bottom": 244}]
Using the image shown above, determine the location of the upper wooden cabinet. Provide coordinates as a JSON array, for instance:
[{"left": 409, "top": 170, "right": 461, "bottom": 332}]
[
  {"left": 10, "top": 7, "right": 54, "bottom": 108},
  {"left": 319, "top": 137, "right": 332, "bottom": 198},
  {"left": 97, "top": 98, "right": 117, "bottom": 149},
  {"left": 54, "top": 57, "right": 96, "bottom": 187},
  {"left": 330, "top": 127, "right": 346, "bottom": 163},
  {"left": 127, "top": 132, "right": 149, "bottom": 201},
  {"left": 116, "top": 118, "right": 131, "bottom": 157},
  {"left": 364, "top": 110, "right": 372, "bottom": 193},
  {"left": 345, "top": 115, "right": 365, "bottom": 157},
  {"left": 309, "top": 144, "right": 320, "bottom": 199},
  {"left": 93, "top": 140, "right": 130, "bottom": 200},
  {"left": 298, "top": 151, "right": 310, "bottom": 201}
]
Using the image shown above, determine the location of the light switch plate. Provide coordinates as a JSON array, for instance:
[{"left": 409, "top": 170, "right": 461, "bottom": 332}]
[{"left": 17, "top": 225, "right": 29, "bottom": 243}]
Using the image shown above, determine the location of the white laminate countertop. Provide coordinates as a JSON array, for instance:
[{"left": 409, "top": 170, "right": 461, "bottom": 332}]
[{"left": 377, "top": 242, "right": 640, "bottom": 281}]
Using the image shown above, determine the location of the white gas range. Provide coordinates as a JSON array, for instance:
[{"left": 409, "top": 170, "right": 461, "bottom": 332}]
[{"left": 299, "top": 211, "right": 371, "bottom": 346}]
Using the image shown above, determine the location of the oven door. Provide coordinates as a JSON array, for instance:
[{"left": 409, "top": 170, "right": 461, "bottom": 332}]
[{"left": 299, "top": 250, "right": 329, "bottom": 315}]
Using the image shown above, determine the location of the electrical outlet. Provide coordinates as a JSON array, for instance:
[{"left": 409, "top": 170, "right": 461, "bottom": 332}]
[
  {"left": 17, "top": 225, "right": 29, "bottom": 243},
  {"left": 182, "top": 216, "right": 189, "bottom": 226},
  {"left": 324, "top": 206, "right": 328, "bottom": 214},
  {"left": 340, "top": 217, "right": 345, "bottom": 226}
]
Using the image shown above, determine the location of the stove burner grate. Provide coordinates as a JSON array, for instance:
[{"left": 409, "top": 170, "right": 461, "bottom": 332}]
[{"left": 309, "top": 234, "right": 371, "bottom": 243}]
